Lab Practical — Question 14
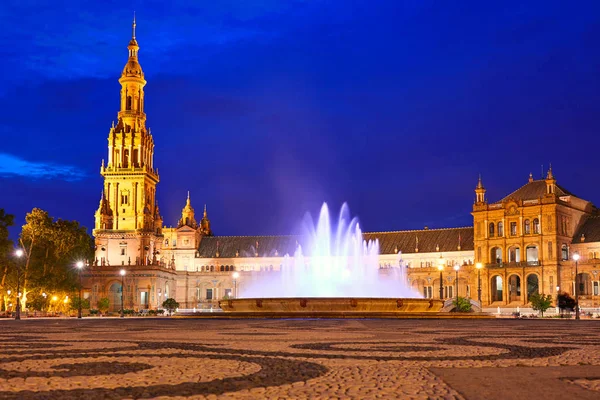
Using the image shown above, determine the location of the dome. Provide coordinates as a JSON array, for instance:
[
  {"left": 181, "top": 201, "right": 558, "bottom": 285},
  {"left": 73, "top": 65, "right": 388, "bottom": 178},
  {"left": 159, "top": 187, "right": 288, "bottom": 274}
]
[{"left": 122, "top": 59, "right": 144, "bottom": 78}]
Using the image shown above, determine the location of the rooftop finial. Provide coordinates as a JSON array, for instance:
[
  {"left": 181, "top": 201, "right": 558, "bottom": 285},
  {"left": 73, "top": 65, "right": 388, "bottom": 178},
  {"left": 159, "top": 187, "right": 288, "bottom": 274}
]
[
  {"left": 546, "top": 163, "right": 554, "bottom": 179},
  {"left": 132, "top": 12, "right": 136, "bottom": 39},
  {"left": 476, "top": 174, "right": 483, "bottom": 189},
  {"left": 203, "top": 204, "right": 207, "bottom": 217},
  {"left": 529, "top": 172, "right": 533, "bottom": 182}
]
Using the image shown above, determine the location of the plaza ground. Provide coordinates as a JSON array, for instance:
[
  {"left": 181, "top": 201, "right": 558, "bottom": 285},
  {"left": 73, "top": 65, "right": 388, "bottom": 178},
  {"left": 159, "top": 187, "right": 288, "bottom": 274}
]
[{"left": 0, "top": 318, "right": 599, "bottom": 399}]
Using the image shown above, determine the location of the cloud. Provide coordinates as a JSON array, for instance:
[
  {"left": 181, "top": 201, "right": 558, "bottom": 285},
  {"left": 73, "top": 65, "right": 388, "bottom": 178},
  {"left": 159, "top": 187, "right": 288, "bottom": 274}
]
[{"left": 0, "top": 153, "right": 86, "bottom": 182}]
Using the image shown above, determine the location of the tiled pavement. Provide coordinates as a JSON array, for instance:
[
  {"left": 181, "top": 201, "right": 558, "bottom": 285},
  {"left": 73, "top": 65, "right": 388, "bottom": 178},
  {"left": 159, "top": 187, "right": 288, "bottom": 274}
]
[{"left": 0, "top": 318, "right": 599, "bottom": 399}]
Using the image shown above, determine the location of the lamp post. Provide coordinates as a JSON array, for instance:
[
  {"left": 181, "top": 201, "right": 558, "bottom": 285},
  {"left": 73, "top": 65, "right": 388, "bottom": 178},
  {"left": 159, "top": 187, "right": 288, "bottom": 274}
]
[
  {"left": 14, "top": 249, "right": 24, "bottom": 320},
  {"left": 476, "top": 262, "right": 483, "bottom": 305},
  {"left": 232, "top": 272, "right": 240, "bottom": 298},
  {"left": 437, "top": 257, "right": 445, "bottom": 300},
  {"left": 573, "top": 253, "right": 580, "bottom": 320},
  {"left": 76, "top": 261, "right": 84, "bottom": 318},
  {"left": 454, "top": 264, "right": 460, "bottom": 306},
  {"left": 120, "top": 269, "right": 126, "bottom": 318}
]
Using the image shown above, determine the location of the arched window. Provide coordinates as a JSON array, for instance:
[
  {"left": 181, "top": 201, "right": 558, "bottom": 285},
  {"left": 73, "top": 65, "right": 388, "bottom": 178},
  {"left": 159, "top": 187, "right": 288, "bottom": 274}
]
[
  {"left": 491, "top": 247, "right": 502, "bottom": 264},
  {"left": 577, "top": 273, "right": 593, "bottom": 295},
  {"left": 123, "top": 150, "right": 129, "bottom": 168},
  {"left": 526, "top": 245, "right": 538, "bottom": 264},
  {"left": 561, "top": 245, "right": 569, "bottom": 261},
  {"left": 508, "top": 246, "right": 520, "bottom": 263},
  {"left": 524, "top": 219, "right": 531, "bottom": 234},
  {"left": 489, "top": 223, "right": 495, "bottom": 238},
  {"left": 526, "top": 274, "right": 539, "bottom": 302},
  {"left": 508, "top": 274, "right": 521, "bottom": 302},
  {"left": 491, "top": 275, "right": 503, "bottom": 302},
  {"left": 126, "top": 95, "right": 132, "bottom": 110},
  {"left": 497, "top": 222, "right": 504, "bottom": 237},
  {"left": 220, "top": 265, "right": 224, "bottom": 272},
  {"left": 210, "top": 265, "right": 214, "bottom": 272},
  {"left": 533, "top": 218, "right": 540, "bottom": 234},
  {"left": 165, "top": 239, "right": 169, "bottom": 246}
]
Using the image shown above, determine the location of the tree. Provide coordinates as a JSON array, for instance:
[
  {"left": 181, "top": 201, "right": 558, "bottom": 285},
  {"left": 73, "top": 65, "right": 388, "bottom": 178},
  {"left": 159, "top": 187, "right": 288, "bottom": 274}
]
[
  {"left": 97, "top": 297, "right": 110, "bottom": 314},
  {"left": 557, "top": 292, "right": 576, "bottom": 314},
  {"left": 452, "top": 296, "right": 472, "bottom": 312},
  {"left": 162, "top": 298, "right": 179, "bottom": 316},
  {"left": 17, "top": 208, "right": 94, "bottom": 311},
  {"left": 70, "top": 297, "right": 90, "bottom": 311},
  {"left": 529, "top": 292, "right": 553, "bottom": 317},
  {"left": 0, "top": 209, "right": 15, "bottom": 311}
]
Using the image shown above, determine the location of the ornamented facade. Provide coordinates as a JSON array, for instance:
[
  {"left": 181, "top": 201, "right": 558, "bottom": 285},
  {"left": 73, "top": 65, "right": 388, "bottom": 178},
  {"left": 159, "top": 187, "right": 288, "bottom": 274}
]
[{"left": 83, "top": 22, "right": 600, "bottom": 312}]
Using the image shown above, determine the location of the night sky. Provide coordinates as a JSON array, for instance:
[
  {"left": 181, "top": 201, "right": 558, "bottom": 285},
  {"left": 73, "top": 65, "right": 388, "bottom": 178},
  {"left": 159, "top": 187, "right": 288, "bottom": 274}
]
[{"left": 1, "top": 1, "right": 599, "bottom": 238}]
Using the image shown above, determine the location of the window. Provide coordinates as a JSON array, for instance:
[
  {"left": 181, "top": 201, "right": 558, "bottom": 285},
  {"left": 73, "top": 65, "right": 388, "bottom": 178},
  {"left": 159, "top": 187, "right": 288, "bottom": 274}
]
[
  {"left": 184, "top": 239, "right": 189, "bottom": 245},
  {"left": 510, "top": 222, "right": 517, "bottom": 236},
  {"left": 165, "top": 239, "right": 169, "bottom": 246},
  {"left": 206, "top": 288, "right": 213, "bottom": 300},
  {"left": 121, "top": 194, "right": 128, "bottom": 205},
  {"left": 548, "top": 242, "right": 553, "bottom": 260},
  {"left": 172, "top": 239, "right": 177, "bottom": 247},
  {"left": 533, "top": 218, "right": 540, "bottom": 234},
  {"left": 224, "top": 288, "right": 232, "bottom": 298},
  {"left": 594, "top": 281, "right": 599, "bottom": 296},
  {"left": 524, "top": 219, "right": 531, "bottom": 234},
  {"left": 423, "top": 286, "right": 433, "bottom": 299},
  {"left": 508, "top": 246, "right": 520, "bottom": 262},
  {"left": 477, "top": 247, "right": 482, "bottom": 261},
  {"left": 526, "top": 246, "right": 538, "bottom": 263},
  {"left": 561, "top": 244, "right": 569, "bottom": 261},
  {"left": 445, "top": 286, "right": 453, "bottom": 299},
  {"left": 489, "top": 223, "right": 495, "bottom": 237},
  {"left": 497, "top": 222, "right": 504, "bottom": 237},
  {"left": 121, "top": 248, "right": 126, "bottom": 256}
]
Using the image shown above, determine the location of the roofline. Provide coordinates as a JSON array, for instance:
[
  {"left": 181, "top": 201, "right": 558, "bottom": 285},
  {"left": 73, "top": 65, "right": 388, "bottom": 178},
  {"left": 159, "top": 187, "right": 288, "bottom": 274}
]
[{"left": 204, "top": 226, "right": 474, "bottom": 239}]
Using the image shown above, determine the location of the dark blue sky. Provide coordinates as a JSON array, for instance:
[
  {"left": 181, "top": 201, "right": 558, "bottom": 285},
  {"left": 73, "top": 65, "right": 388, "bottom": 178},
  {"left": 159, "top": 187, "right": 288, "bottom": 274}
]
[{"left": 1, "top": 0, "right": 599, "bottom": 238}]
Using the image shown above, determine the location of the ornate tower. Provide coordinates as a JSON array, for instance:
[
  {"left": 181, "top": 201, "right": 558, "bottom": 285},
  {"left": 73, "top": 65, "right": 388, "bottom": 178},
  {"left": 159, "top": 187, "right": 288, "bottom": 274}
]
[
  {"left": 200, "top": 205, "right": 213, "bottom": 236},
  {"left": 178, "top": 192, "right": 197, "bottom": 228},
  {"left": 93, "top": 17, "right": 163, "bottom": 266}
]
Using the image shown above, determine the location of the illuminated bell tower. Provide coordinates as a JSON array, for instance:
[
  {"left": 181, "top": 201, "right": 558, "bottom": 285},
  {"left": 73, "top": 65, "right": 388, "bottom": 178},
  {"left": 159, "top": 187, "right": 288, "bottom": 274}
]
[{"left": 94, "top": 17, "right": 163, "bottom": 266}]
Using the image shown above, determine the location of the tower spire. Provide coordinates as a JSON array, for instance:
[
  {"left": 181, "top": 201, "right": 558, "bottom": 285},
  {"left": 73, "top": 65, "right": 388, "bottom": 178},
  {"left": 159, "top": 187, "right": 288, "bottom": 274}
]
[{"left": 132, "top": 12, "right": 136, "bottom": 39}]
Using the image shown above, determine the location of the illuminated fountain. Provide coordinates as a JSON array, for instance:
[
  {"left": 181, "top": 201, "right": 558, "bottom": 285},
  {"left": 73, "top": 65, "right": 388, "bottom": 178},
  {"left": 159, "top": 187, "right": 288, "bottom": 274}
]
[
  {"left": 220, "top": 203, "right": 448, "bottom": 316},
  {"left": 241, "top": 203, "right": 416, "bottom": 298}
]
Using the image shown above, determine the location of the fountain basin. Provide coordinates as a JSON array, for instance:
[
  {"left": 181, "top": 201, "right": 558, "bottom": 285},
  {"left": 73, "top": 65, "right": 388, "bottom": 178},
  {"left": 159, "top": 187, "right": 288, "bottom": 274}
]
[{"left": 219, "top": 297, "right": 444, "bottom": 313}]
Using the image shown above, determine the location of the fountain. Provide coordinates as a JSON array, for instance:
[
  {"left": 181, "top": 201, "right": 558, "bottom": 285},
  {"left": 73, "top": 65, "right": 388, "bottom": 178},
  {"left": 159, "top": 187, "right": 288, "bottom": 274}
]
[{"left": 219, "top": 203, "right": 448, "bottom": 317}]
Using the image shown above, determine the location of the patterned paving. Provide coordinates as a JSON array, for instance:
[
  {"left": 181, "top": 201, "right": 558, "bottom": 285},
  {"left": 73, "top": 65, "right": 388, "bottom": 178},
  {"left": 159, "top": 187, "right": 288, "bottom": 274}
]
[{"left": 0, "top": 318, "right": 599, "bottom": 399}]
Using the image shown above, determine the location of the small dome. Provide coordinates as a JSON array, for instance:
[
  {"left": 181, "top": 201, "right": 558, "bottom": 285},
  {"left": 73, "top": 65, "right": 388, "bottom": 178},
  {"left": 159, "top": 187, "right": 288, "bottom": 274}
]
[{"left": 122, "top": 60, "right": 144, "bottom": 78}]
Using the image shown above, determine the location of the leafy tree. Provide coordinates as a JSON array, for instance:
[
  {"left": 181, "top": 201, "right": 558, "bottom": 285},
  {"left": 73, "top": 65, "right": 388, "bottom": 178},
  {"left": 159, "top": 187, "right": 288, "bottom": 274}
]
[
  {"left": 162, "top": 298, "right": 179, "bottom": 316},
  {"left": 0, "top": 209, "right": 15, "bottom": 311},
  {"left": 70, "top": 297, "right": 90, "bottom": 311},
  {"left": 529, "top": 292, "right": 553, "bottom": 317},
  {"left": 557, "top": 292, "right": 576, "bottom": 314},
  {"left": 16, "top": 208, "right": 93, "bottom": 310},
  {"left": 452, "top": 296, "right": 472, "bottom": 312},
  {"left": 97, "top": 297, "right": 110, "bottom": 314}
]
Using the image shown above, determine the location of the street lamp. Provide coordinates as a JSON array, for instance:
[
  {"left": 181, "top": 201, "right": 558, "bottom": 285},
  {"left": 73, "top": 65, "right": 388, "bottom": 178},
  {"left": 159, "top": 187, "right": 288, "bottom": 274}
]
[
  {"left": 120, "top": 269, "right": 126, "bottom": 318},
  {"left": 14, "top": 249, "right": 24, "bottom": 320},
  {"left": 573, "top": 253, "right": 580, "bottom": 320},
  {"left": 475, "top": 262, "right": 483, "bottom": 305},
  {"left": 453, "top": 264, "right": 460, "bottom": 306},
  {"left": 232, "top": 272, "right": 240, "bottom": 298},
  {"left": 437, "top": 257, "right": 445, "bottom": 300},
  {"left": 76, "top": 261, "right": 84, "bottom": 319}
]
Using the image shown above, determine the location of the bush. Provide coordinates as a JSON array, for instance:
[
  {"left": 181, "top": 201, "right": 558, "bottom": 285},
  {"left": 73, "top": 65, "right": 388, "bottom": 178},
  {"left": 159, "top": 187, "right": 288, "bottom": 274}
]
[
  {"left": 156, "top": 309, "right": 165, "bottom": 315},
  {"left": 97, "top": 298, "right": 110, "bottom": 314},
  {"left": 89, "top": 309, "right": 99, "bottom": 315},
  {"left": 452, "top": 296, "right": 472, "bottom": 312}
]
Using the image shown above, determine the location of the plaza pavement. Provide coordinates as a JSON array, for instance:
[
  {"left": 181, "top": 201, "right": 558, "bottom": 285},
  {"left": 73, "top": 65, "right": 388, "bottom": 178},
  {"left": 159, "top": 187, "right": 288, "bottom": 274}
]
[{"left": 0, "top": 318, "right": 599, "bottom": 399}]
